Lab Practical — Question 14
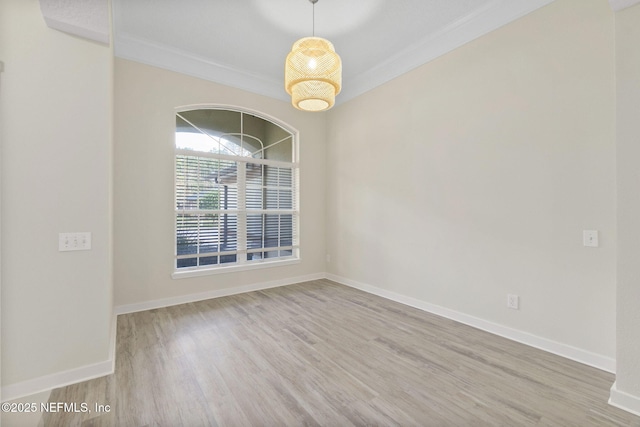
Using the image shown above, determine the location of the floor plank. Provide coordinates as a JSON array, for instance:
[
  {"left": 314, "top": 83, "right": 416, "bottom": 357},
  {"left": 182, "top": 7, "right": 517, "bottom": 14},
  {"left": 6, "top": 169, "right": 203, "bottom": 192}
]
[{"left": 42, "top": 280, "right": 640, "bottom": 426}]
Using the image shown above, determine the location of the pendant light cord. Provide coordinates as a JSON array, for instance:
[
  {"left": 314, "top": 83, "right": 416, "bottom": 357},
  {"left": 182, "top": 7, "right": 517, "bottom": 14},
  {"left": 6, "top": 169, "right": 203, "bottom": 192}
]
[
  {"left": 312, "top": 2, "right": 315, "bottom": 36},
  {"left": 309, "top": 0, "right": 318, "bottom": 37}
]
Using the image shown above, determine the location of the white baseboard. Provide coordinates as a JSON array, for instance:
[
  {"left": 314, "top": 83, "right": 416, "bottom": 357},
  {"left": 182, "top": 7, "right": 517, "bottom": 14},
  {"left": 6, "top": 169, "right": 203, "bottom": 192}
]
[
  {"left": 115, "top": 272, "right": 326, "bottom": 315},
  {"left": 325, "top": 273, "right": 616, "bottom": 373},
  {"left": 610, "top": 382, "right": 640, "bottom": 416},
  {"left": 1, "top": 358, "right": 114, "bottom": 403},
  {"left": 2, "top": 312, "right": 119, "bottom": 403},
  {"left": 1, "top": 273, "right": 325, "bottom": 403},
  {"left": 3, "top": 272, "right": 623, "bottom": 409}
]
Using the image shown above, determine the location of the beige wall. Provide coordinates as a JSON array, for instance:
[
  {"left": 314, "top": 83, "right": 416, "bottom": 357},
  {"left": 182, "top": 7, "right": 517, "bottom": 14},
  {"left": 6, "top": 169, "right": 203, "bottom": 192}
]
[
  {"left": 1, "top": 0, "right": 112, "bottom": 389},
  {"left": 113, "top": 59, "right": 326, "bottom": 307},
  {"left": 326, "top": 0, "right": 616, "bottom": 360},
  {"left": 614, "top": 1, "right": 640, "bottom": 409}
]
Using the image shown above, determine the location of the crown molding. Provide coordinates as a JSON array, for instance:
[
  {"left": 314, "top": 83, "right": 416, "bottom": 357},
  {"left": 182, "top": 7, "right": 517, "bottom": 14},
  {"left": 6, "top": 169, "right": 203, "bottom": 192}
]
[
  {"left": 113, "top": 0, "right": 555, "bottom": 106},
  {"left": 114, "top": 34, "right": 289, "bottom": 102},
  {"left": 39, "top": 0, "right": 109, "bottom": 44},
  {"left": 339, "top": 0, "right": 555, "bottom": 103},
  {"left": 609, "top": 0, "right": 640, "bottom": 11}
]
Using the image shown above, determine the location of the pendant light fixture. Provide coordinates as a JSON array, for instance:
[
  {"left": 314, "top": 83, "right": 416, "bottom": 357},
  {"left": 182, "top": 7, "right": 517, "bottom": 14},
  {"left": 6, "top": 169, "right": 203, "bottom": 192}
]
[{"left": 285, "top": 0, "right": 342, "bottom": 112}]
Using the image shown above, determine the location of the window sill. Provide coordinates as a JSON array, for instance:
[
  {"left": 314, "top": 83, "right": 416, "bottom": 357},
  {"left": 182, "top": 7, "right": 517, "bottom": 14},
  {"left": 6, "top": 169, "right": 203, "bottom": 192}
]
[{"left": 171, "top": 257, "right": 300, "bottom": 280}]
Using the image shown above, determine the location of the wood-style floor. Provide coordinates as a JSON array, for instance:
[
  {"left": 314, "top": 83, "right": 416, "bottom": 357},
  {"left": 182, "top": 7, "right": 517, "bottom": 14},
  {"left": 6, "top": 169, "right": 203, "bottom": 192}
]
[{"left": 43, "top": 280, "right": 640, "bottom": 426}]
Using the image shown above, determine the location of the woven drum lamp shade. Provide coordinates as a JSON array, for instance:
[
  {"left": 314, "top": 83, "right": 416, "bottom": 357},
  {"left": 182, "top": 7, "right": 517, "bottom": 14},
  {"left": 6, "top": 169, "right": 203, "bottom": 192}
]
[{"left": 285, "top": 37, "right": 342, "bottom": 112}]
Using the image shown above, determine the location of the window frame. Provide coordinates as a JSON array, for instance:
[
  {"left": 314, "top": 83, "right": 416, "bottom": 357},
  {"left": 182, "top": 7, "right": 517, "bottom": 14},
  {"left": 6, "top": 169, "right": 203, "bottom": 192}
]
[{"left": 172, "top": 105, "right": 300, "bottom": 279}]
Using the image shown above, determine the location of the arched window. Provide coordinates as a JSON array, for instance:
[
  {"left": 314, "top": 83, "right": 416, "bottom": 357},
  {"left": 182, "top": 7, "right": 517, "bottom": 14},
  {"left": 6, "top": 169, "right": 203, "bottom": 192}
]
[{"left": 173, "top": 107, "right": 299, "bottom": 277}]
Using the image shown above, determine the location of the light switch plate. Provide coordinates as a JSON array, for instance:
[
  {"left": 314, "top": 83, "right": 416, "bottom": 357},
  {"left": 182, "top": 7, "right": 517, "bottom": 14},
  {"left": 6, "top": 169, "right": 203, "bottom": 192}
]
[
  {"left": 583, "top": 230, "right": 599, "bottom": 247},
  {"left": 59, "top": 232, "right": 92, "bottom": 251}
]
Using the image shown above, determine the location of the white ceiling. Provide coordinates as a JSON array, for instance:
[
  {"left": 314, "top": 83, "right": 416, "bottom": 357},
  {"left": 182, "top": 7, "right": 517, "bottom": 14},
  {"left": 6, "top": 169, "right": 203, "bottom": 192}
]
[{"left": 112, "top": 0, "right": 556, "bottom": 106}]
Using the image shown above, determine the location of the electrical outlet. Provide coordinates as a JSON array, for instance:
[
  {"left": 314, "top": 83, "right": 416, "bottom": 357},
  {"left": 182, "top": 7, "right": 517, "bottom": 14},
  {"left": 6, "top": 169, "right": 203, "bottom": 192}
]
[
  {"left": 59, "top": 232, "right": 92, "bottom": 251},
  {"left": 326, "top": 254, "right": 331, "bottom": 263},
  {"left": 507, "top": 294, "right": 519, "bottom": 310}
]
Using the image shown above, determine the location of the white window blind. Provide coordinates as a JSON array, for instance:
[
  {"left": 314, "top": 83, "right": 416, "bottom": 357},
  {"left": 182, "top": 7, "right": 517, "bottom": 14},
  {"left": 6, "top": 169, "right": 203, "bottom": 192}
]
[{"left": 174, "top": 108, "right": 298, "bottom": 273}]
